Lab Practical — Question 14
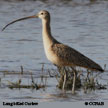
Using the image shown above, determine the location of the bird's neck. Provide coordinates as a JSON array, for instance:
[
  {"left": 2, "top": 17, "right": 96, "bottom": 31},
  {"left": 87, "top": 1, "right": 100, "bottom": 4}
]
[{"left": 42, "top": 19, "right": 54, "bottom": 46}]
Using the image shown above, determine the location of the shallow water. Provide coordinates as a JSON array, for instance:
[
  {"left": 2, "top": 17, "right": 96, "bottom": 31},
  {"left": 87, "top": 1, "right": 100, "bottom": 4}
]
[
  {"left": 0, "top": 71, "right": 108, "bottom": 102},
  {"left": 0, "top": 0, "right": 108, "bottom": 102}
]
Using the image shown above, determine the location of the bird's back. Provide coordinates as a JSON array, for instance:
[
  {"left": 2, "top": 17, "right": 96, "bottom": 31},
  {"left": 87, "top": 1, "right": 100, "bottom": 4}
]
[{"left": 51, "top": 43, "right": 103, "bottom": 72}]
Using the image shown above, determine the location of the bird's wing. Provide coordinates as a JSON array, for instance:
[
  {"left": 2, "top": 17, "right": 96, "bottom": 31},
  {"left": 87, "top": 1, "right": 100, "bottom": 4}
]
[{"left": 51, "top": 43, "right": 103, "bottom": 71}]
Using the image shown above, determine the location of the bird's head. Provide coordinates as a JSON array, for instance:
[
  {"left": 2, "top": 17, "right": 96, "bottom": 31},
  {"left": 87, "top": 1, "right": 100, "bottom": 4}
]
[
  {"left": 2, "top": 10, "right": 50, "bottom": 31},
  {"left": 37, "top": 10, "right": 50, "bottom": 20}
]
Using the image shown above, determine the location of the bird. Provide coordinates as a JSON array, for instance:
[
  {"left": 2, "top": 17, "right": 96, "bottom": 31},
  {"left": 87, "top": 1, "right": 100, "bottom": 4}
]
[{"left": 2, "top": 10, "right": 104, "bottom": 93}]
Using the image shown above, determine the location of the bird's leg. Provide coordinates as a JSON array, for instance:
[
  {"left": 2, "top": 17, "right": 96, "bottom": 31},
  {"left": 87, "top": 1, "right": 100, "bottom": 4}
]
[
  {"left": 72, "top": 71, "right": 76, "bottom": 94},
  {"left": 62, "top": 72, "right": 66, "bottom": 92},
  {"left": 71, "top": 67, "right": 76, "bottom": 94},
  {"left": 62, "top": 67, "right": 67, "bottom": 92}
]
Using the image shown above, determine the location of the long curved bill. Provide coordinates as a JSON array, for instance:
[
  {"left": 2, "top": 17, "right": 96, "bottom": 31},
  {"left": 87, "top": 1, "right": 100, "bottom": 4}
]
[{"left": 2, "top": 15, "right": 38, "bottom": 31}]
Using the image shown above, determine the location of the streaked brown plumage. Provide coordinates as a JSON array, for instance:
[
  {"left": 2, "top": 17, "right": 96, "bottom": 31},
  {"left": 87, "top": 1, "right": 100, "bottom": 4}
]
[{"left": 51, "top": 42, "right": 103, "bottom": 72}]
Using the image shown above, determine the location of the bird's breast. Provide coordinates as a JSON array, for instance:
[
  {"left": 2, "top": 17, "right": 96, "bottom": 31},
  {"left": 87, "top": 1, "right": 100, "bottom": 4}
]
[
  {"left": 44, "top": 46, "right": 59, "bottom": 65},
  {"left": 44, "top": 46, "right": 72, "bottom": 66}
]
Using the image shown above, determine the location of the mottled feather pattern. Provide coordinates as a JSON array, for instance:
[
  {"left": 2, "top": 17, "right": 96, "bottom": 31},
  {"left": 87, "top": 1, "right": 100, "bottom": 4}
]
[{"left": 51, "top": 43, "right": 103, "bottom": 72}]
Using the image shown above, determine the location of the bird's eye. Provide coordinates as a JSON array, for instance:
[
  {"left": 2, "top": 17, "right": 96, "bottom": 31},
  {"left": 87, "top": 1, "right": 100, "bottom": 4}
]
[{"left": 41, "top": 13, "right": 43, "bottom": 15}]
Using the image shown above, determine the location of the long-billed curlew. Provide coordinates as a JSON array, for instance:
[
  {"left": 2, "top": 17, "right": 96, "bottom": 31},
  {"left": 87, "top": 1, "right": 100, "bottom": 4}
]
[{"left": 2, "top": 10, "right": 104, "bottom": 93}]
